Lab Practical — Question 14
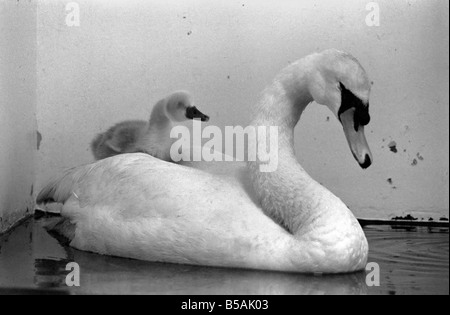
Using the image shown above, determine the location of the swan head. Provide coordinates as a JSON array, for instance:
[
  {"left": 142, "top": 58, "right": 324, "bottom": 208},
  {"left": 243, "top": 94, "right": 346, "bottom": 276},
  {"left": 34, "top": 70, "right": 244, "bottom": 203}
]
[
  {"left": 308, "top": 49, "right": 373, "bottom": 169},
  {"left": 165, "top": 91, "right": 210, "bottom": 123}
]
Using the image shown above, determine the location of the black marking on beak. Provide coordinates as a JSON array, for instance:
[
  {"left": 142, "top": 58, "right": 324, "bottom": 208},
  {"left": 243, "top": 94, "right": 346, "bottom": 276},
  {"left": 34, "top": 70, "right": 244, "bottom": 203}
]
[
  {"left": 186, "top": 106, "right": 210, "bottom": 122},
  {"left": 359, "top": 154, "right": 372, "bottom": 169},
  {"left": 338, "top": 83, "right": 370, "bottom": 131}
]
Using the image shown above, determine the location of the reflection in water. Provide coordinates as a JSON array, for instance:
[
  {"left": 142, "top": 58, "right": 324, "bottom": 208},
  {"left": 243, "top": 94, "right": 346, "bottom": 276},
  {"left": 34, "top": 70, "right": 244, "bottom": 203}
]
[
  {"left": 0, "top": 218, "right": 448, "bottom": 295},
  {"left": 66, "top": 250, "right": 368, "bottom": 295},
  {"left": 34, "top": 258, "right": 71, "bottom": 289}
]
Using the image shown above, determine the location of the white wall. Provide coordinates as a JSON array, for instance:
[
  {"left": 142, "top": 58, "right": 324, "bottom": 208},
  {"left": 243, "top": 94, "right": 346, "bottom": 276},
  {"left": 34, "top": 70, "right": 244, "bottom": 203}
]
[
  {"left": 36, "top": 0, "right": 449, "bottom": 220},
  {"left": 0, "top": 0, "right": 37, "bottom": 233}
]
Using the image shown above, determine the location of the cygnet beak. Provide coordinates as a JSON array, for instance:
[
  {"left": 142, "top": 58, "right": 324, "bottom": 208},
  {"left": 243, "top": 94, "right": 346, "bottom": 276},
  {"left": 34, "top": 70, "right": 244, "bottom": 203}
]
[{"left": 186, "top": 106, "right": 210, "bottom": 122}]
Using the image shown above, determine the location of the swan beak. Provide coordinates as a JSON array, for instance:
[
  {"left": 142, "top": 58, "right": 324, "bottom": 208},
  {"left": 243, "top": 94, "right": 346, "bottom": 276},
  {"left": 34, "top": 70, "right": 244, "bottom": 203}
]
[
  {"left": 186, "top": 106, "right": 210, "bottom": 122},
  {"left": 340, "top": 108, "right": 373, "bottom": 169}
]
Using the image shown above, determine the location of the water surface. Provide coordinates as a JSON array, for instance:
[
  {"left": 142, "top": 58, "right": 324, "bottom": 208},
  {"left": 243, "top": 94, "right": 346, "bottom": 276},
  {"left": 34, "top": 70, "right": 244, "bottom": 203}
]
[{"left": 0, "top": 218, "right": 448, "bottom": 295}]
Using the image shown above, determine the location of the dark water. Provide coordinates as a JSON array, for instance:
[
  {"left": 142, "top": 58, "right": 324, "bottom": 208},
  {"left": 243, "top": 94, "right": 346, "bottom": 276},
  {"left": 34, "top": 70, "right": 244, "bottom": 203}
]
[{"left": 0, "top": 218, "right": 448, "bottom": 295}]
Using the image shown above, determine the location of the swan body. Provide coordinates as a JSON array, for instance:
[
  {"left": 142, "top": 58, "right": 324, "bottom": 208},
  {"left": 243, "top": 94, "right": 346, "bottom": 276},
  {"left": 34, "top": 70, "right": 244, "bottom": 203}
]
[
  {"left": 38, "top": 49, "right": 373, "bottom": 274},
  {"left": 91, "top": 91, "right": 209, "bottom": 161}
]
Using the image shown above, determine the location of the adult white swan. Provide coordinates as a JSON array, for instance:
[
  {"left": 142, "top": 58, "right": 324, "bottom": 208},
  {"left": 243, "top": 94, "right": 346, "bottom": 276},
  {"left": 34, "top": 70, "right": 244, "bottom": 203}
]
[{"left": 37, "top": 49, "right": 373, "bottom": 274}]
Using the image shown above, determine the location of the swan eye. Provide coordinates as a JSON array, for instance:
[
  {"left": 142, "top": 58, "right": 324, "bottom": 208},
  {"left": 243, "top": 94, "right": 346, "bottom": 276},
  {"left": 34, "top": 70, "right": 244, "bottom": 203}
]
[
  {"left": 355, "top": 105, "right": 370, "bottom": 127},
  {"left": 338, "top": 83, "right": 370, "bottom": 130}
]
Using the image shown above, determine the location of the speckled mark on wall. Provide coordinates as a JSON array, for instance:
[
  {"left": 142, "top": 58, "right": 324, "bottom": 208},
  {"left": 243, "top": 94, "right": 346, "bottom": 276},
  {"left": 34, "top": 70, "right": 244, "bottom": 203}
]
[
  {"left": 36, "top": 131, "right": 42, "bottom": 150},
  {"left": 387, "top": 178, "right": 397, "bottom": 189},
  {"left": 401, "top": 125, "right": 410, "bottom": 135},
  {"left": 388, "top": 141, "right": 398, "bottom": 153}
]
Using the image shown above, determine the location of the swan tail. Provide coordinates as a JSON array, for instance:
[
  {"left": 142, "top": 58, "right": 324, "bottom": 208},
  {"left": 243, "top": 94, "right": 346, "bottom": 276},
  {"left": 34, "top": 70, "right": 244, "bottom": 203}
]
[
  {"left": 36, "top": 171, "right": 75, "bottom": 205},
  {"left": 36, "top": 164, "right": 95, "bottom": 205},
  {"left": 36, "top": 165, "right": 95, "bottom": 244}
]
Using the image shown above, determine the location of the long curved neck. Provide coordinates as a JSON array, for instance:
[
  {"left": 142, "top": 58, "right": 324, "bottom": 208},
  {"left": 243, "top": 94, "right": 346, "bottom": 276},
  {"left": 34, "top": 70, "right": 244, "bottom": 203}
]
[
  {"left": 140, "top": 99, "right": 175, "bottom": 159},
  {"left": 248, "top": 62, "right": 325, "bottom": 236},
  {"left": 146, "top": 99, "right": 176, "bottom": 140},
  {"left": 252, "top": 63, "right": 313, "bottom": 130},
  {"left": 149, "top": 99, "right": 172, "bottom": 129}
]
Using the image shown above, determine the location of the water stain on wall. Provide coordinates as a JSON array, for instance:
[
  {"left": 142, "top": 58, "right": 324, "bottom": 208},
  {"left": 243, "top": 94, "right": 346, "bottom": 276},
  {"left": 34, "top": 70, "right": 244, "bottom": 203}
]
[
  {"left": 36, "top": 131, "right": 42, "bottom": 151},
  {"left": 383, "top": 137, "right": 425, "bottom": 167},
  {"left": 388, "top": 141, "right": 398, "bottom": 153},
  {"left": 417, "top": 153, "right": 424, "bottom": 161},
  {"left": 386, "top": 178, "right": 397, "bottom": 189}
]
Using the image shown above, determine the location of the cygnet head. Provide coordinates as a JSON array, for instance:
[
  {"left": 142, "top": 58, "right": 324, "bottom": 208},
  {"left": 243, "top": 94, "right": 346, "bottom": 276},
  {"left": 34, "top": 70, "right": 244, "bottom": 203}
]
[
  {"left": 164, "top": 91, "right": 210, "bottom": 123},
  {"left": 307, "top": 49, "right": 373, "bottom": 169}
]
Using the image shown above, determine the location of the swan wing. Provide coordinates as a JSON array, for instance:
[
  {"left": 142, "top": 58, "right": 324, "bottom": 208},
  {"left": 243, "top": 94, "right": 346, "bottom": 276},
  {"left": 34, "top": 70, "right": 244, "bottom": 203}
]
[{"left": 37, "top": 154, "right": 295, "bottom": 271}]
